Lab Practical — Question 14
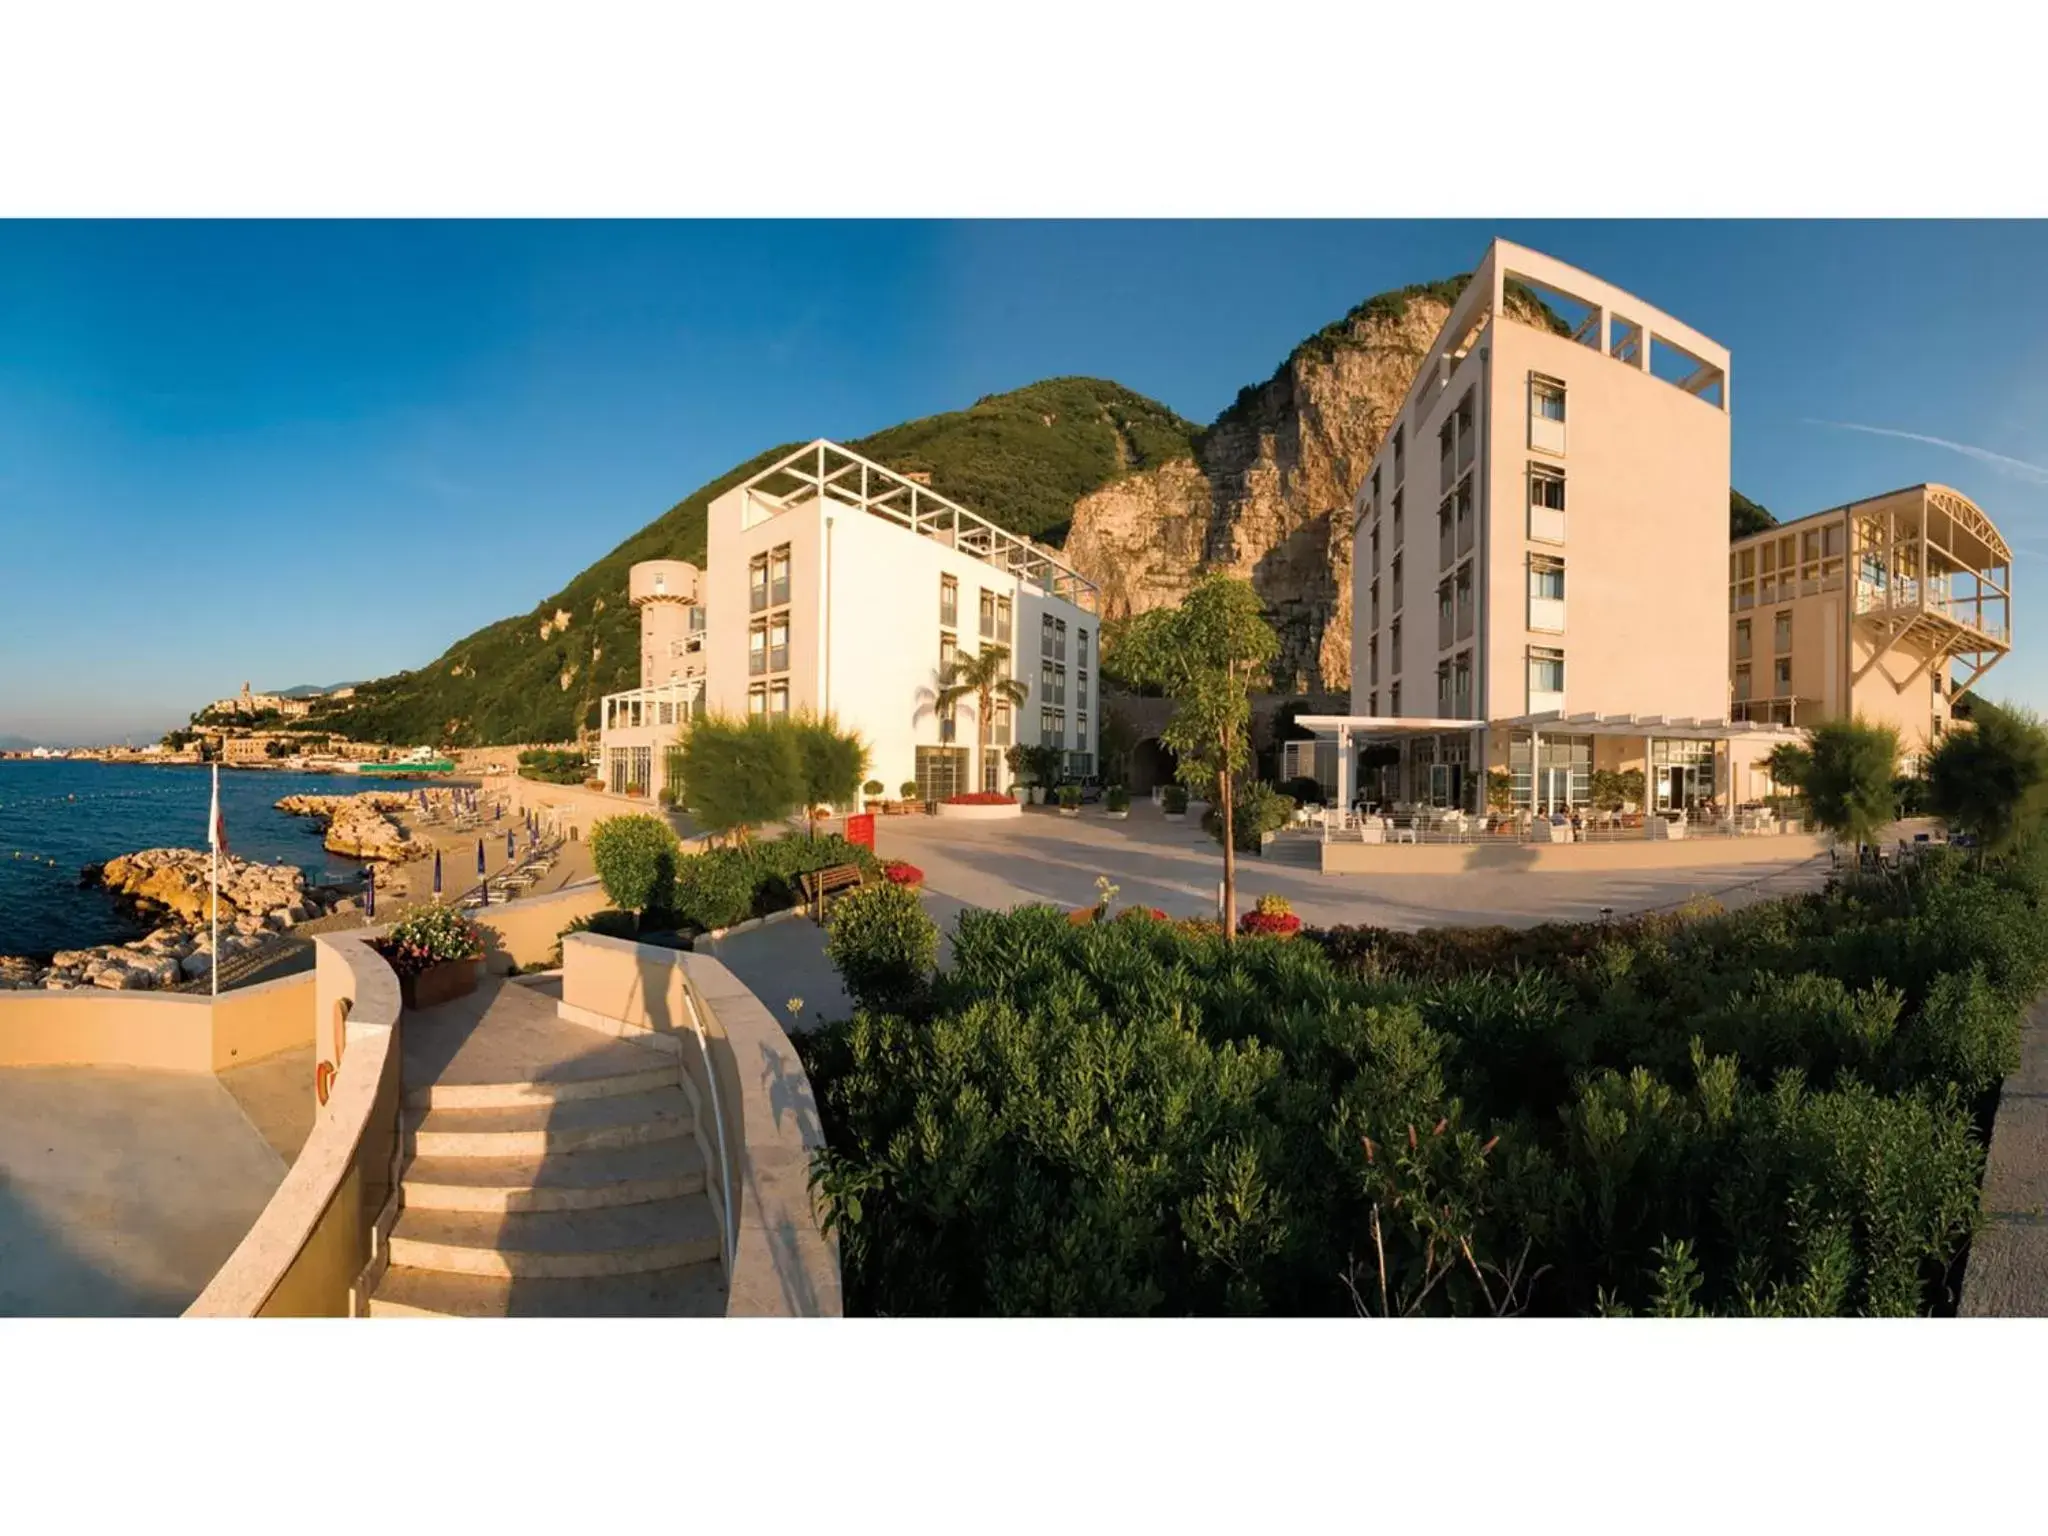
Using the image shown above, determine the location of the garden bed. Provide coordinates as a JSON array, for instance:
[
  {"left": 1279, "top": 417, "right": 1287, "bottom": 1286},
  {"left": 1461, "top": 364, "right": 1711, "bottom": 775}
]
[{"left": 935, "top": 796, "right": 1023, "bottom": 821}]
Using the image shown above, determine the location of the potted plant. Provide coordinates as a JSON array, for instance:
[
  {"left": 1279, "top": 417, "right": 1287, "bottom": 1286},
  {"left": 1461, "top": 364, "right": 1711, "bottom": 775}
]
[
  {"left": 377, "top": 903, "right": 486, "bottom": 1011},
  {"left": 584, "top": 778, "right": 604, "bottom": 792},
  {"left": 881, "top": 860, "right": 924, "bottom": 890},
  {"left": 900, "top": 780, "right": 921, "bottom": 813},
  {"left": 1104, "top": 784, "right": 1131, "bottom": 820},
  {"left": 863, "top": 778, "right": 885, "bottom": 811},
  {"left": 1056, "top": 784, "right": 1083, "bottom": 817},
  {"left": 1238, "top": 892, "right": 1301, "bottom": 940},
  {"left": 1161, "top": 784, "right": 1190, "bottom": 821}
]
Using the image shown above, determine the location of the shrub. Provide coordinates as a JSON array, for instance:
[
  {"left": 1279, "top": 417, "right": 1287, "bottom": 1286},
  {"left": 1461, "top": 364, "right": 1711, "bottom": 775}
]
[
  {"left": 1161, "top": 784, "right": 1189, "bottom": 814},
  {"left": 670, "top": 848, "right": 757, "bottom": 931},
  {"left": 1281, "top": 775, "right": 1324, "bottom": 806},
  {"left": 792, "top": 712, "right": 872, "bottom": 819},
  {"left": 1926, "top": 698, "right": 2048, "bottom": 858},
  {"left": 901, "top": 780, "right": 921, "bottom": 801},
  {"left": 589, "top": 814, "right": 680, "bottom": 914},
  {"left": 863, "top": 779, "right": 885, "bottom": 798},
  {"left": 1203, "top": 781, "right": 1292, "bottom": 851},
  {"left": 1105, "top": 785, "right": 1131, "bottom": 812},
  {"left": 1238, "top": 909, "right": 1301, "bottom": 938},
  {"left": 378, "top": 904, "right": 485, "bottom": 977},
  {"left": 1056, "top": 785, "right": 1083, "bottom": 808},
  {"left": 1804, "top": 717, "right": 1900, "bottom": 851},
  {"left": 824, "top": 881, "right": 938, "bottom": 1016},
  {"left": 517, "top": 748, "right": 587, "bottom": 785},
  {"left": 676, "top": 712, "right": 805, "bottom": 839}
]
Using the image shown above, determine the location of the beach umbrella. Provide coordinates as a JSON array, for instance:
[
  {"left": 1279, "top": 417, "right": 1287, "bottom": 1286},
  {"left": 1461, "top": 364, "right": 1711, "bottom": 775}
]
[
  {"left": 432, "top": 849, "right": 442, "bottom": 897},
  {"left": 506, "top": 829, "right": 516, "bottom": 860},
  {"left": 364, "top": 864, "right": 375, "bottom": 920},
  {"left": 476, "top": 838, "right": 486, "bottom": 874}
]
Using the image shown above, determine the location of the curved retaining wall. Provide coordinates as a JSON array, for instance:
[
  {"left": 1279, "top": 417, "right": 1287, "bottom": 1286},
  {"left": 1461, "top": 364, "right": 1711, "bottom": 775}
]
[
  {"left": 0, "top": 972, "right": 314, "bottom": 1072},
  {"left": 557, "top": 931, "right": 841, "bottom": 1316},
  {"left": 185, "top": 931, "right": 402, "bottom": 1317}
]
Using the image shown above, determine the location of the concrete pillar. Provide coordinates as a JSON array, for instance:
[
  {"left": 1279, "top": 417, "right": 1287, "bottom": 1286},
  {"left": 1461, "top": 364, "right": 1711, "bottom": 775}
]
[{"left": 1335, "top": 727, "right": 1353, "bottom": 812}]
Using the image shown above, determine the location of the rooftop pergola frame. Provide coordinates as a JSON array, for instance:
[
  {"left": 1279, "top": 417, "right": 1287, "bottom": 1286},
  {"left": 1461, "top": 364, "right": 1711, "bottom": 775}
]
[
  {"left": 1845, "top": 485, "right": 2012, "bottom": 698},
  {"left": 739, "top": 439, "right": 1102, "bottom": 615}
]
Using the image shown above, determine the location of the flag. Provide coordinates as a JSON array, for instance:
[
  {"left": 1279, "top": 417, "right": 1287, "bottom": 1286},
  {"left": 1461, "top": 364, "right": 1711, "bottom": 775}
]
[{"left": 208, "top": 769, "right": 229, "bottom": 859}]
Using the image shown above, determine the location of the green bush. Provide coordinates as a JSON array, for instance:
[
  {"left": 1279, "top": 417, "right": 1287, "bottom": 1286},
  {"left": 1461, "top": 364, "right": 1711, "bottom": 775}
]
[
  {"left": 1280, "top": 775, "right": 1324, "bottom": 806},
  {"left": 1161, "top": 784, "right": 1189, "bottom": 814},
  {"left": 900, "top": 780, "right": 920, "bottom": 802},
  {"left": 664, "top": 833, "right": 882, "bottom": 933},
  {"left": 676, "top": 713, "right": 804, "bottom": 838},
  {"left": 589, "top": 814, "right": 680, "bottom": 914},
  {"left": 823, "top": 881, "right": 938, "bottom": 1016},
  {"left": 1202, "top": 781, "right": 1293, "bottom": 851},
  {"left": 518, "top": 748, "right": 588, "bottom": 785},
  {"left": 793, "top": 712, "right": 871, "bottom": 815},
  {"left": 800, "top": 843, "right": 2043, "bottom": 1317},
  {"left": 1056, "top": 784, "right": 1083, "bottom": 809},
  {"left": 1105, "top": 784, "right": 1131, "bottom": 812},
  {"left": 863, "top": 779, "right": 885, "bottom": 798}
]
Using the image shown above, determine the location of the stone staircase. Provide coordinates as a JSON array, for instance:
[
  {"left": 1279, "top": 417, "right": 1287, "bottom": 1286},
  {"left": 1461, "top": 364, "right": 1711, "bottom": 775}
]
[{"left": 365, "top": 977, "right": 727, "bottom": 1317}]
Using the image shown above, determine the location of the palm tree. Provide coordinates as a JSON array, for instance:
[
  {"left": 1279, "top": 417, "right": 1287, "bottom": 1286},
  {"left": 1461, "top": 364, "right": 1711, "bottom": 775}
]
[{"left": 935, "top": 645, "right": 1030, "bottom": 795}]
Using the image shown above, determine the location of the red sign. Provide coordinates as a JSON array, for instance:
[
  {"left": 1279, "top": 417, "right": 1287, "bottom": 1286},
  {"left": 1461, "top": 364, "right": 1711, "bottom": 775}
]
[{"left": 846, "top": 813, "right": 875, "bottom": 851}]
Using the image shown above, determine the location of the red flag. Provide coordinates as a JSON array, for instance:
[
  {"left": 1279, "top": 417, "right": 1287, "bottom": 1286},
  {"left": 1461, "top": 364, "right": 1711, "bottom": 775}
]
[{"left": 209, "top": 769, "right": 230, "bottom": 859}]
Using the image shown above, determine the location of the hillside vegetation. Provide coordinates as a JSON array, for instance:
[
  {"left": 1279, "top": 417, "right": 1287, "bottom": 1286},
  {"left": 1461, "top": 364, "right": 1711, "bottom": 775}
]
[{"left": 314, "top": 378, "right": 1199, "bottom": 746}]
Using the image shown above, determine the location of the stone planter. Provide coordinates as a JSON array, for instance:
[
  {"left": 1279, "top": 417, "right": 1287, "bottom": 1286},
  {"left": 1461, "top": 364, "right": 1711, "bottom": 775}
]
[
  {"left": 1059, "top": 806, "right": 1080, "bottom": 818},
  {"left": 1104, "top": 809, "right": 1129, "bottom": 820},
  {"left": 935, "top": 799, "right": 1024, "bottom": 821},
  {"left": 1029, "top": 787, "right": 1046, "bottom": 805},
  {"left": 1163, "top": 812, "right": 1186, "bottom": 823},
  {"left": 397, "top": 956, "right": 482, "bottom": 1012}
]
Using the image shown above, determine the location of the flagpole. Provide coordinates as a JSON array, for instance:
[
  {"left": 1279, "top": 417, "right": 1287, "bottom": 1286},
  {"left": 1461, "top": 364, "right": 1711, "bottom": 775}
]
[{"left": 210, "top": 763, "right": 221, "bottom": 1002}]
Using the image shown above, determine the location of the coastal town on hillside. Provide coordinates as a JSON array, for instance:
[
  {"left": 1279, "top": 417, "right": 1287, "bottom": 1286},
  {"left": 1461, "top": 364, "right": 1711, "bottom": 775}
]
[{"left": 3, "top": 233, "right": 2043, "bottom": 1328}]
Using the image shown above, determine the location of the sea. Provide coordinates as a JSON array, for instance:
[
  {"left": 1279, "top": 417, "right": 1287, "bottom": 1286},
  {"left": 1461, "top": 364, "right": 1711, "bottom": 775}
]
[{"left": 0, "top": 760, "right": 398, "bottom": 959}]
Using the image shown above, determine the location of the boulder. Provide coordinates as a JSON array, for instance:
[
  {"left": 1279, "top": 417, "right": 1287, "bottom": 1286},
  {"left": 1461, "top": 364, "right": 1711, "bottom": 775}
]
[{"left": 179, "top": 952, "right": 213, "bottom": 979}]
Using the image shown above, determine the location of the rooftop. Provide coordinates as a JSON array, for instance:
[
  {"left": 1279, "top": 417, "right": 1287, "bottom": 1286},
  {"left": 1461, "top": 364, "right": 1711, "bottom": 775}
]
[{"left": 738, "top": 440, "right": 1101, "bottom": 614}]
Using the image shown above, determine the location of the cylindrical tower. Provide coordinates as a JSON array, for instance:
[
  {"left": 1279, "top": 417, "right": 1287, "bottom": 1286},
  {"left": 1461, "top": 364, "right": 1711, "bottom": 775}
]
[{"left": 630, "top": 560, "right": 704, "bottom": 686}]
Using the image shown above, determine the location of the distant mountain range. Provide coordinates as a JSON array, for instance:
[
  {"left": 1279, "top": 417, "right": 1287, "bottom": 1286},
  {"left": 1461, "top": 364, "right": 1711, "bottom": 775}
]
[{"left": 0, "top": 734, "right": 44, "bottom": 751}]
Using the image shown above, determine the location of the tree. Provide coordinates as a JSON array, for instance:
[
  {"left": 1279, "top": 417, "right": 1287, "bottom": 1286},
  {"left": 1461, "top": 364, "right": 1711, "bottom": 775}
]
[
  {"left": 1730, "top": 489, "right": 1777, "bottom": 540},
  {"left": 792, "top": 713, "right": 872, "bottom": 838},
  {"left": 675, "top": 713, "right": 804, "bottom": 844},
  {"left": 934, "top": 645, "right": 1030, "bottom": 795},
  {"left": 1925, "top": 701, "right": 2048, "bottom": 862},
  {"left": 1115, "top": 574, "right": 1279, "bottom": 940},
  {"left": 1488, "top": 770, "right": 1516, "bottom": 814},
  {"left": 1802, "top": 718, "right": 1899, "bottom": 856},
  {"left": 1098, "top": 703, "right": 1139, "bottom": 787},
  {"left": 1764, "top": 741, "right": 1811, "bottom": 797},
  {"left": 589, "top": 814, "right": 681, "bottom": 919}
]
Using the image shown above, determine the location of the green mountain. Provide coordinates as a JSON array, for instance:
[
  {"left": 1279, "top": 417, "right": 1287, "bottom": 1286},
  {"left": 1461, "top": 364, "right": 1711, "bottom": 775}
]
[
  {"left": 313, "top": 378, "right": 1199, "bottom": 747},
  {"left": 1731, "top": 488, "right": 1777, "bottom": 539}
]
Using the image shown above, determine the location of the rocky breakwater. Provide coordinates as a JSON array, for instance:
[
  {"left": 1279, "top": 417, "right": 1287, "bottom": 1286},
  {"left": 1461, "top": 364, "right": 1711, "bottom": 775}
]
[
  {"left": 277, "top": 792, "right": 416, "bottom": 861},
  {"left": 0, "top": 849, "right": 358, "bottom": 992}
]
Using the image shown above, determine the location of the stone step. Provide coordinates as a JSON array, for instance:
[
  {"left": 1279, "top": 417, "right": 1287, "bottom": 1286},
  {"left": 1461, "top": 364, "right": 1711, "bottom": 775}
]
[
  {"left": 404, "top": 1062, "right": 678, "bottom": 1111},
  {"left": 400, "top": 1138, "right": 707, "bottom": 1213},
  {"left": 406, "top": 1087, "right": 693, "bottom": 1159},
  {"left": 385, "top": 1194, "right": 722, "bottom": 1279},
  {"left": 367, "top": 1260, "right": 727, "bottom": 1318}
]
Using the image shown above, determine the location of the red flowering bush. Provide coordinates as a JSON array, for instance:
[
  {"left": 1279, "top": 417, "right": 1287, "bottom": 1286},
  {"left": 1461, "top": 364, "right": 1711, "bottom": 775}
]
[
  {"left": 883, "top": 861, "right": 925, "bottom": 886},
  {"left": 1114, "top": 905, "right": 1170, "bottom": 923},
  {"left": 1238, "top": 909, "right": 1303, "bottom": 939},
  {"left": 943, "top": 792, "right": 1017, "bottom": 805}
]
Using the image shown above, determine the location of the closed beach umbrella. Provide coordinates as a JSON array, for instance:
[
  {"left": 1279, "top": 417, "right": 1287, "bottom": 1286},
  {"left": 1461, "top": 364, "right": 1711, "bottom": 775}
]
[
  {"left": 476, "top": 837, "right": 486, "bottom": 874},
  {"left": 364, "top": 864, "right": 376, "bottom": 920},
  {"left": 506, "top": 829, "right": 515, "bottom": 860},
  {"left": 432, "top": 849, "right": 442, "bottom": 897}
]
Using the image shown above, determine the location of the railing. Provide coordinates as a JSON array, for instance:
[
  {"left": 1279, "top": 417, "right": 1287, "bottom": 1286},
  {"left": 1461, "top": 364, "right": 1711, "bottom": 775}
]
[
  {"left": 603, "top": 679, "right": 704, "bottom": 731},
  {"left": 1315, "top": 806, "right": 1810, "bottom": 845}
]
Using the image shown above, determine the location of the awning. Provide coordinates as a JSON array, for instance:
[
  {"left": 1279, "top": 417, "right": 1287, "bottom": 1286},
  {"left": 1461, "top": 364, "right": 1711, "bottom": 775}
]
[{"left": 1295, "top": 712, "right": 1805, "bottom": 742}]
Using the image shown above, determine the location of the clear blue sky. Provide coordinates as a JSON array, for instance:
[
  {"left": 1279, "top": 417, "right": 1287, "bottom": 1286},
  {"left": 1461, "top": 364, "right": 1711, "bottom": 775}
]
[{"left": 5, "top": 220, "right": 2047, "bottom": 743}]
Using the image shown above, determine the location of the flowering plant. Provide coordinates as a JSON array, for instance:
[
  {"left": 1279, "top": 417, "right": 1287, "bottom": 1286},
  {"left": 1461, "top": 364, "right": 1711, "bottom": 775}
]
[
  {"left": 882, "top": 862, "right": 925, "bottom": 886},
  {"left": 1254, "top": 893, "right": 1294, "bottom": 918},
  {"left": 1238, "top": 907, "right": 1302, "bottom": 939},
  {"left": 944, "top": 792, "right": 1016, "bottom": 805},
  {"left": 378, "top": 903, "right": 485, "bottom": 977}
]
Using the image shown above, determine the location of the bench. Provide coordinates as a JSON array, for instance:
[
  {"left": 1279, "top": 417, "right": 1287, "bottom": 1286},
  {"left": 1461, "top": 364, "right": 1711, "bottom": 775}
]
[{"left": 796, "top": 863, "right": 868, "bottom": 921}]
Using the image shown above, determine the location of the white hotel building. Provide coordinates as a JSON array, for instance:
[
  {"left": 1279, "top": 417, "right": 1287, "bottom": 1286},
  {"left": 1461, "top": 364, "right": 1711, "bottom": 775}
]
[{"left": 601, "top": 441, "right": 1100, "bottom": 804}]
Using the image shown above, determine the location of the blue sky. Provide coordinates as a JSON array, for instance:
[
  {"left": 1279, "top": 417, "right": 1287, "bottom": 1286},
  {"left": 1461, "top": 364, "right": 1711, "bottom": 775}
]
[{"left": 4, "top": 220, "right": 2047, "bottom": 743}]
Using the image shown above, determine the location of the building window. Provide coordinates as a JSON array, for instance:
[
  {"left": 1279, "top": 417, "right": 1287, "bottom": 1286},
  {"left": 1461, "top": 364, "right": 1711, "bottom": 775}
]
[
  {"left": 658, "top": 701, "right": 675, "bottom": 726},
  {"left": 940, "top": 631, "right": 958, "bottom": 674},
  {"left": 1529, "top": 646, "right": 1565, "bottom": 696},
  {"left": 1773, "top": 611, "right": 1793, "bottom": 652},
  {"left": 1368, "top": 636, "right": 1379, "bottom": 686},
  {"left": 1456, "top": 390, "right": 1475, "bottom": 471},
  {"left": 1453, "top": 652, "right": 1472, "bottom": 716},
  {"left": 747, "top": 684, "right": 766, "bottom": 716},
  {"left": 768, "top": 616, "right": 788, "bottom": 673},
  {"left": 1041, "top": 661, "right": 1055, "bottom": 699},
  {"left": 1391, "top": 618, "right": 1402, "bottom": 673},
  {"left": 748, "top": 619, "right": 768, "bottom": 676},
  {"left": 1530, "top": 375, "right": 1567, "bottom": 455},
  {"left": 1391, "top": 554, "right": 1403, "bottom": 604},
  {"left": 1437, "top": 579, "right": 1452, "bottom": 629},
  {"left": 749, "top": 553, "right": 768, "bottom": 613},
  {"left": 991, "top": 701, "right": 1012, "bottom": 747},
  {"left": 1735, "top": 618, "right": 1752, "bottom": 659},
  {"left": 1077, "top": 712, "right": 1088, "bottom": 753},
  {"left": 996, "top": 595, "right": 1013, "bottom": 644},
  {"left": 1436, "top": 661, "right": 1452, "bottom": 716},
  {"left": 1530, "top": 465, "right": 1565, "bottom": 511},
  {"left": 1392, "top": 492, "right": 1403, "bottom": 546},
  {"left": 1774, "top": 657, "right": 1792, "bottom": 695},
  {"left": 1530, "top": 554, "right": 1565, "bottom": 601},
  {"left": 1438, "top": 418, "right": 1455, "bottom": 487},
  {"left": 769, "top": 545, "right": 790, "bottom": 607},
  {"left": 1368, "top": 690, "right": 1378, "bottom": 716},
  {"left": 1040, "top": 708, "right": 1064, "bottom": 747},
  {"left": 1041, "top": 614, "right": 1055, "bottom": 659},
  {"left": 768, "top": 681, "right": 790, "bottom": 717},
  {"left": 1054, "top": 666, "right": 1067, "bottom": 706},
  {"left": 979, "top": 588, "right": 995, "bottom": 638},
  {"left": 605, "top": 699, "right": 617, "bottom": 730},
  {"left": 1734, "top": 663, "right": 1752, "bottom": 702},
  {"left": 1390, "top": 682, "right": 1402, "bottom": 716},
  {"left": 1370, "top": 580, "right": 1380, "bottom": 630},
  {"left": 1055, "top": 619, "right": 1067, "bottom": 661},
  {"left": 1370, "top": 525, "right": 1380, "bottom": 573},
  {"left": 940, "top": 574, "right": 958, "bottom": 629},
  {"left": 915, "top": 745, "right": 969, "bottom": 803},
  {"left": 1077, "top": 629, "right": 1089, "bottom": 670},
  {"left": 1393, "top": 423, "right": 1406, "bottom": 481}
]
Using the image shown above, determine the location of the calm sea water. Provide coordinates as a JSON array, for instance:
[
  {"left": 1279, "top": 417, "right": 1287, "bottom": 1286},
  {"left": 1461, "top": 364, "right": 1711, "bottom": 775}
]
[{"left": 0, "top": 761, "right": 421, "bottom": 959}]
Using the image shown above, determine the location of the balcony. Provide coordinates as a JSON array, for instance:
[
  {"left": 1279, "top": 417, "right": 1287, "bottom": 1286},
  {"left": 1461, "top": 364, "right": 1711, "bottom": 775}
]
[
  {"left": 1529, "top": 596, "right": 1565, "bottom": 633},
  {"left": 770, "top": 576, "right": 790, "bottom": 607},
  {"left": 1456, "top": 602, "right": 1475, "bottom": 642},
  {"left": 1530, "top": 413, "right": 1565, "bottom": 456},
  {"left": 1456, "top": 515, "right": 1475, "bottom": 559},
  {"left": 1458, "top": 431, "right": 1475, "bottom": 474},
  {"left": 1529, "top": 688, "right": 1565, "bottom": 716},
  {"left": 1529, "top": 505, "right": 1566, "bottom": 544},
  {"left": 601, "top": 680, "right": 705, "bottom": 739},
  {"left": 1438, "top": 525, "right": 1455, "bottom": 571},
  {"left": 1437, "top": 609, "right": 1453, "bottom": 651}
]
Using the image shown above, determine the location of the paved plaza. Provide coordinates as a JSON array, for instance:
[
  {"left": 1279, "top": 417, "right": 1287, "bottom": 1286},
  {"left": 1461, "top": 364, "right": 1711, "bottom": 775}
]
[{"left": 712, "top": 800, "right": 1832, "bottom": 1029}]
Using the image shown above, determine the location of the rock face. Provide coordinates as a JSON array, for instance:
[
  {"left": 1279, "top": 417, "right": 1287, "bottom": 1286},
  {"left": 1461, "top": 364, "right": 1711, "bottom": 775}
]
[
  {"left": 91, "top": 848, "right": 309, "bottom": 925},
  {"left": 1063, "top": 283, "right": 1547, "bottom": 693},
  {"left": 276, "top": 792, "right": 416, "bottom": 861}
]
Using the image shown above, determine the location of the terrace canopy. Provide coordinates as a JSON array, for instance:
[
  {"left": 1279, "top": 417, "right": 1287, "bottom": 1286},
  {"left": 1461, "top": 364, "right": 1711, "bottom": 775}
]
[{"left": 1295, "top": 712, "right": 1807, "bottom": 811}]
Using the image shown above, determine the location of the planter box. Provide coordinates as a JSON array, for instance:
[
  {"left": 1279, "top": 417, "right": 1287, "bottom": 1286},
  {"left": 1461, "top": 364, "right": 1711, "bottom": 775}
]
[
  {"left": 1059, "top": 807, "right": 1081, "bottom": 818},
  {"left": 398, "top": 956, "right": 482, "bottom": 1012},
  {"left": 1104, "top": 809, "right": 1129, "bottom": 820},
  {"left": 935, "top": 800, "right": 1024, "bottom": 821},
  {"left": 1028, "top": 788, "right": 1046, "bottom": 805},
  {"left": 1163, "top": 811, "right": 1186, "bottom": 822}
]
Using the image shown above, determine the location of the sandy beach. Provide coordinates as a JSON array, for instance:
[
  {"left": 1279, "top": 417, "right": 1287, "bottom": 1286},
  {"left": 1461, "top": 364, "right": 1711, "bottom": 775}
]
[{"left": 369, "top": 790, "right": 596, "bottom": 909}]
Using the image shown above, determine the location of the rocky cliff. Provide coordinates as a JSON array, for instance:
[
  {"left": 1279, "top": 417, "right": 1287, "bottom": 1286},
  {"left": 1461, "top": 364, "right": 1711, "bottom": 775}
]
[{"left": 1065, "top": 283, "right": 1492, "bottom": 693}]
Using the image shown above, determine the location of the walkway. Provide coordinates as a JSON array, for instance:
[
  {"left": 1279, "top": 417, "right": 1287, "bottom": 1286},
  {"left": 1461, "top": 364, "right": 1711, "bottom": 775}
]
[
  {"left": 0, "top": 1064, "right": 289, "bottom": 1315},
  {"left": 367, "top": 974, "right": 725, "bottom": 1317}
]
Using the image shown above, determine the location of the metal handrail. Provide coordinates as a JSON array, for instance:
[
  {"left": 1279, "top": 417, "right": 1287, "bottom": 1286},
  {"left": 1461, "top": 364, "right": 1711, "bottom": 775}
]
[{"left": 680, "top": 974, "right": 737, "bottom": 1277}]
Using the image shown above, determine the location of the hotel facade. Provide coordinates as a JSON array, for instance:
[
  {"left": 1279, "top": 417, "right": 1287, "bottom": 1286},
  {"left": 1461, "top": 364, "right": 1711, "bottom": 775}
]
[
  {"left": 702, "top": 441, "right": 1100, "bottom": 802},
  {"left": 1302, "top": 240, "right": 1795, "bottom": 818},
  {"left": 596, "top": 560, "right": 707, "bottom": 799}
]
